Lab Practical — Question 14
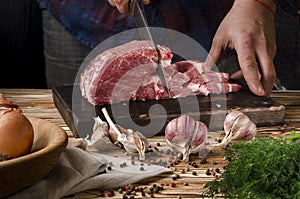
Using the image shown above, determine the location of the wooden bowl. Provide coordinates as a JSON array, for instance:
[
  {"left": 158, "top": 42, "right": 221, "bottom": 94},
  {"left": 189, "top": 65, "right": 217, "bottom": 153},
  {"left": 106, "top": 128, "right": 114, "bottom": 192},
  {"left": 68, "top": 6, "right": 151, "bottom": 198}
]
[{"left": 0, "top": 117, "right": 68, "bottom": 198}]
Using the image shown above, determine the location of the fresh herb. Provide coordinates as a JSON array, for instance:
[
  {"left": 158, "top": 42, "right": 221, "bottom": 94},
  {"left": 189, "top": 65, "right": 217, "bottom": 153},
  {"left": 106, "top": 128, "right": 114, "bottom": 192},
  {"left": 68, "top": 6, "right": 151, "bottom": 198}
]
[{"left": 202, "top": 135, "right": 300, "bottom": 199}]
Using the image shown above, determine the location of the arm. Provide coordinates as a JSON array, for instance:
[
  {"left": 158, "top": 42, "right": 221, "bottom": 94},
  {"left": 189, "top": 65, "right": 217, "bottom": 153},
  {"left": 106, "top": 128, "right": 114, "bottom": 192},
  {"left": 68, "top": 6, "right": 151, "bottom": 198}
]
[{"left": 207, "top": 0, "right": 277, "bottom": 96}]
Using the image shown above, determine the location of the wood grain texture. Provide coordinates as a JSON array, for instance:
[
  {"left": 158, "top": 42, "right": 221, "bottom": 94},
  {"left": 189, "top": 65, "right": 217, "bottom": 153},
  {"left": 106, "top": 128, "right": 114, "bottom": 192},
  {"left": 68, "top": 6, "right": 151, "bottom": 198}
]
[{"left": 0, "top": 89, "right": 299, "bottom": 199}]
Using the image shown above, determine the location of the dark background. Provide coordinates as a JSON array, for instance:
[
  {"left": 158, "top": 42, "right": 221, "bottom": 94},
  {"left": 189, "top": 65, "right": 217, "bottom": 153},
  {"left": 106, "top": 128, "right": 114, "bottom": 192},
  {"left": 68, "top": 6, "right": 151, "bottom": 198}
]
[{"left": 0, "top": 0, "right": 299, "bottom": 89}]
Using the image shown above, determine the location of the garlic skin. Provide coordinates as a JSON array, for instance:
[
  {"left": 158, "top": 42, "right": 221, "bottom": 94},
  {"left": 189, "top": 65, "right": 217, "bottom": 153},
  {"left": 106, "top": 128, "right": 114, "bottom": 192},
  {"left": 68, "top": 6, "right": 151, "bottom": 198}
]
[
  {"left": 218, "top": 110, "right": 257, "bottom": 148},
  {"left": 91, "top": 116, "right": 109, "bottom": 144},
  {"left": 102, "top": 108, "right": 150, "bottom": 160},
  {"left": 165, "top": 115, "right": 207, "bottom": 161}
]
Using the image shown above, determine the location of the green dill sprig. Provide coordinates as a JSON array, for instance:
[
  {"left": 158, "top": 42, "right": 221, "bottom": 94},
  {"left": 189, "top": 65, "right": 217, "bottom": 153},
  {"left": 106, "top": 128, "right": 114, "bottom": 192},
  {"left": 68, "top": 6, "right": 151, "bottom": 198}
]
[{"left": 202, "top": 136, "right": 300, "bottom": 199}]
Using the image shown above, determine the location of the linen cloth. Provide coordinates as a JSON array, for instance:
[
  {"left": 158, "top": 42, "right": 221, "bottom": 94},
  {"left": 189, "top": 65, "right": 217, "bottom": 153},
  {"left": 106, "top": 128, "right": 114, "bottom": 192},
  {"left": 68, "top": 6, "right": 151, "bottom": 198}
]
[{"left": 8, "top": 146, "right": 172, "bottom": 199}]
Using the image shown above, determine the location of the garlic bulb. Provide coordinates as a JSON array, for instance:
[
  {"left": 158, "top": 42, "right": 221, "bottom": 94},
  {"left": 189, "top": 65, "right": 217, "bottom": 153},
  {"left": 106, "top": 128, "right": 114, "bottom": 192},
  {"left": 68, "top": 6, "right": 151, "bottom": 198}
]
[
  {"left": 165, "top": 115, "right": 207, "bottom": 161},
  {"left": 102, "top": 108, "right": 150, "bottom": 160},
  {"left": 218, "top": 110, "right": 257, "bottom": 148}
]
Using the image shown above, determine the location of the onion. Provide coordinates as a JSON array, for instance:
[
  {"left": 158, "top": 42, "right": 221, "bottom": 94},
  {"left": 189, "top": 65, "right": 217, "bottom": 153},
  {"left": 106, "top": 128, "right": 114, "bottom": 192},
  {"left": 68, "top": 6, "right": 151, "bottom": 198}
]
[{"left": 0, "top": 93, "right": 34, "bottom": 161}]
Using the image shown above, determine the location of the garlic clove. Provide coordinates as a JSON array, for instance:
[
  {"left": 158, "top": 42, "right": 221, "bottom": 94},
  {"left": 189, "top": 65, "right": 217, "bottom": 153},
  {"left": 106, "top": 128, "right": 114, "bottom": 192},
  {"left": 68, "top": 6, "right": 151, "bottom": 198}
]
[
  {"left": 223, "top": 110, "right": 244, "bottom": 137},
  {"left": 190, "top": 121, "right": 207, "bottom": 153},
  {"left": 101, "top": 107, "right": 149, "bottom": 160},
  {"left": 165, "top": 115, "right": 207, "bottom": 161},
  {"left": 229, "top": 115, "right": 257, "bottom": 141},
  {"left": 218, "top": 110, "right": 257, "bottom": 147}
]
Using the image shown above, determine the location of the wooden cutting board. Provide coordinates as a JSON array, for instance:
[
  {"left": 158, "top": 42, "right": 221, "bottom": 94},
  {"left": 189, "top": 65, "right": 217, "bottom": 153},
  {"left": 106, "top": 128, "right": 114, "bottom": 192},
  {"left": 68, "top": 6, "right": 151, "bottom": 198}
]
[{"left": 52, "top": 85, "right": 286, "bottom": 138}]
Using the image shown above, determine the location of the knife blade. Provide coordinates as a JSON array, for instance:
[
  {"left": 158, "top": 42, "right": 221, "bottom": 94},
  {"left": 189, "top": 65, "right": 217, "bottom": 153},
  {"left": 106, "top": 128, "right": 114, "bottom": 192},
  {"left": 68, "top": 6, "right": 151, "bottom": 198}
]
[{"left": 129, "top": 0, "right": 171, "bottom": 98}]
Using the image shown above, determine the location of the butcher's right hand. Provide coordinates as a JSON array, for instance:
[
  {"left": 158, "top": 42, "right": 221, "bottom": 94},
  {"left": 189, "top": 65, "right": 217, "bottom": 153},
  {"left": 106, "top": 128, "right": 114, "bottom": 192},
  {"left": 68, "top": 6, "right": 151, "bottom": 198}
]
[{"left": 108, "top": 0, "right": 150, "bottom": 14}]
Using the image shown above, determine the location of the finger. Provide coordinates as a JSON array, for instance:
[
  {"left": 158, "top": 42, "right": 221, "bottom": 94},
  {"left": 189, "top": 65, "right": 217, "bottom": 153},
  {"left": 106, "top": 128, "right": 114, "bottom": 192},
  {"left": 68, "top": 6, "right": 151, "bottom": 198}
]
[
  {"left": 107, "top": 0, "right": 117, "bottom": 7},
  {"left": 255, "top": 47, "right": 276, "bottom": 96},
  {"left": 205, "top": 36, "right": 225, "bottom": 71},
  {"left": 230, "top": 70, "right": 243, "bottom": 79},
  {"left": 113, "top": 0, "right": 129, "bottom": 14},
  {"left": 235, "top": 41, "right": 265, "bottom": 96},
  {"left": 141, "top": 0, "right": 150, "bottom": 5}
]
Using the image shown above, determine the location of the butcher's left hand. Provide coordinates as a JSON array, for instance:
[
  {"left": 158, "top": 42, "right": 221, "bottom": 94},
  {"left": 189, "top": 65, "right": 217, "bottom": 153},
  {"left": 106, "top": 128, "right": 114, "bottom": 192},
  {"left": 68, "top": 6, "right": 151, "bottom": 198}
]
[
  {"left": 108, "top": 0, "right": 150, "bottom": 14},
  {"left": 206, "top": 0, "right": 277, "bottom": 96}
]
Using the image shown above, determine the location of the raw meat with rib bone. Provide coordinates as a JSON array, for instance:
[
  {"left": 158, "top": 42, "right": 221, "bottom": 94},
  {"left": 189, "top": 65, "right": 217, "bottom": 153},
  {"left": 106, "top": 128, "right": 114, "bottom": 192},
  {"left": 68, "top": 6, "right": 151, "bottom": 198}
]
[{"left": 80, "top": 40, "right": 241, "bottom": 105}]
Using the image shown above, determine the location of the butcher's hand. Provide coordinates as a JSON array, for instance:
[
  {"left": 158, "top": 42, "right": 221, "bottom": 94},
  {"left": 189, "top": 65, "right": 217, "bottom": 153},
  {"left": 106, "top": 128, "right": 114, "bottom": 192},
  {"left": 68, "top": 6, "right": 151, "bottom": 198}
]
[
  {"left": 108, "top": 0, "right": 150, "bottom": 14},
  {"left": 207, "top": 0, "right": 276, "bottom": 96}
]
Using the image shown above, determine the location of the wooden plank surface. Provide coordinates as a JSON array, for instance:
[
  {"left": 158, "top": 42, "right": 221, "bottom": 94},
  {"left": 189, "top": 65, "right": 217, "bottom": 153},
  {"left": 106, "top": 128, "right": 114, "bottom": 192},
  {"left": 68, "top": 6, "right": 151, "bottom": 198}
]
[{"left": 0, "top": 89, "right": 299, "bottom": 199}]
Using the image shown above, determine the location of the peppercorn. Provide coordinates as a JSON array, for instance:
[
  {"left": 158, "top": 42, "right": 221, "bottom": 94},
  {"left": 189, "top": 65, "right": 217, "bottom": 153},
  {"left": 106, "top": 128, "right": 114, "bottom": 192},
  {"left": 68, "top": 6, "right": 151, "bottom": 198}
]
[
  {"left": 191, "top": 161, "right": 198, "bottom": 168},
  {"left": 152, "top": 184, "right": 157, "bottom": 188},
  {"left": 129, "top": 196, "right": 135, "bottom": 199},
  {"left": 206, "top": 169, "right": 211, "bottom": 175},
  {"left": 192, "top": 171, "right": 197, "bottom": 175},
  {"left": 170, "top": 182, "right": 176, "bottom": 187},
  {"left": 124, "top": 185, "right": 130, "bottom": 191},
  {"left": 118, "top": 188, "right": 123, "bottom": 194},
  {"left": 156, "top": 142, "right": 161, "bottom": 146},
  {"left": 215, "top": 168, "right": 220, "bottom": 173},
  {"left": 141, "top": 192, "right": 146, "bottom": 197},
  {"left": 126, "top": 191, "right": 131, "bottom": 195},
  {"left": 107, "top": 166, "right": 112, "bottom": 171},
  {"left": 183, "top": 182, "right": 189, "bottom": 186},
  {"left": 107, "top": 191, "right": 114, "bottom": 197},
  {"left": 154, "top": 187, "right": 160, "bottom": 193},
  {"left": 140, "top": 167, "right": 144, "bottom": 171},
  {"left": 122, "top": 194, "right": 128, "bottom": 199},
  {"left": 200, "top": 158, "right": 207, "bottom": 164}
]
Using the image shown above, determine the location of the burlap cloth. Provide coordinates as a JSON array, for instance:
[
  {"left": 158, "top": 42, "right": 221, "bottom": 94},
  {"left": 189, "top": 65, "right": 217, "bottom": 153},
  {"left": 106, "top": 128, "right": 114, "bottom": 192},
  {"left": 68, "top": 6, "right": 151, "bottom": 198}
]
[{"left": 8, "top": 146, "right": 172, "bottom": 199}]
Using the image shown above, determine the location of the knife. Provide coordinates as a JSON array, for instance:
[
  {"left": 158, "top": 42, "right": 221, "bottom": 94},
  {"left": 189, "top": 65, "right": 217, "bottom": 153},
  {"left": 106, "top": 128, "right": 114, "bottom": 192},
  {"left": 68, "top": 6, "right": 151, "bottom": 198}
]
[{"left": 129, "top": 0, "right": 171, "bottom": 98}]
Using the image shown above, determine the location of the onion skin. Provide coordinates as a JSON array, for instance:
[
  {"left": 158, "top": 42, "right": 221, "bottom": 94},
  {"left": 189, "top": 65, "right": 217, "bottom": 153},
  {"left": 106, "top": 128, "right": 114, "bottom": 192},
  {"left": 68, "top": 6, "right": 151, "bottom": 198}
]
[{"left": 0, "top": 94, "right": 34, "bottom": 160}]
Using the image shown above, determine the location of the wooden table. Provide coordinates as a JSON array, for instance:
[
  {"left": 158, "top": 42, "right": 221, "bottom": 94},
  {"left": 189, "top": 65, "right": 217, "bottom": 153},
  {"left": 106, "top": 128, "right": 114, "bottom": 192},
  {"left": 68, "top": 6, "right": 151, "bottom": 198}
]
[{"left": 0, "top": 89, "right": 299, "bottom": 199}]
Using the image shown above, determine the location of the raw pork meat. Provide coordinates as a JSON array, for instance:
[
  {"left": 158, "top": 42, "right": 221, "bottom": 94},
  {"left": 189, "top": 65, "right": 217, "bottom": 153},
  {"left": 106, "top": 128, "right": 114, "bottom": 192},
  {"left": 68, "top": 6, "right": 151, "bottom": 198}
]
[{"left": 80, "top": 40, "right": 241, "bottom": 105}]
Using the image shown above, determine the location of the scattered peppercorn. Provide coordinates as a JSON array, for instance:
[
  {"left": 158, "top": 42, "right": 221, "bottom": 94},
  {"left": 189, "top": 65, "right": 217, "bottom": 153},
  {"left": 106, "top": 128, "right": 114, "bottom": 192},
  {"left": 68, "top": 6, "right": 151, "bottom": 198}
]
[
  {"left": 140, "top": 167, "right": 144, "bottom": 171},
  {"left": 107, "top": 191, "right": 114, "bottom": 197},
  {"left": 126, "top": 191, "right": 131, "bottom": 195},
  {"left": 170, "top": 182, "right": 176, "bottom": 188},
  {"left": 156, "top": 142, "right": 161, "bottom": 146},
  {"left": 107, "top": 166, "right": 112, "bottom": 171},
  {"left": 118, "top": 188, "right": 123, "bottom": 194},
  {"left": 124, "top": 186, "right": 130, "bottom": 191},
  {"left": 200, "top": 158, "right": 207, "bottom": 164},
  {"left": 206, "top": 169, "right": 211, "bottom": 175},
  {"left": 192, "top": 171, "right": 197, "bottom": 176},
  {"left": 122, "top": 194, "right": 128, "bottom": 199},
  {"left": 129, "top": 195, "right": 135, "bottom": 199},
  {"left": 183, "top": 182, "right": 189, "bottom": 186}
]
